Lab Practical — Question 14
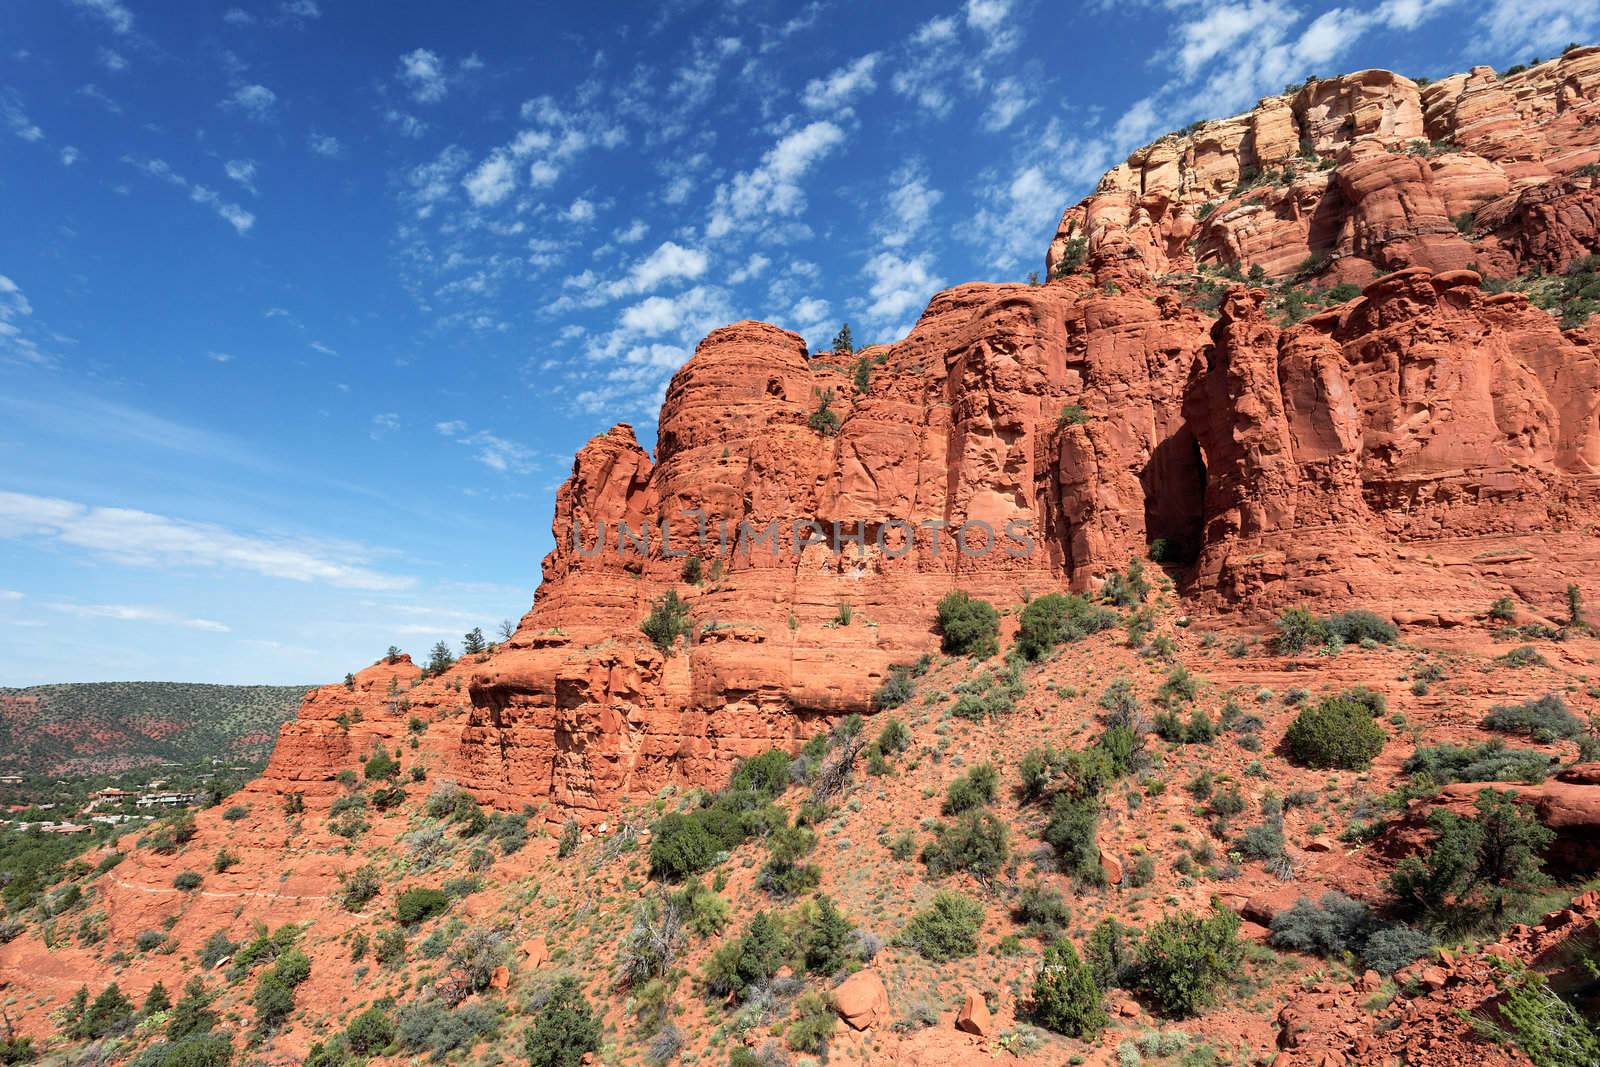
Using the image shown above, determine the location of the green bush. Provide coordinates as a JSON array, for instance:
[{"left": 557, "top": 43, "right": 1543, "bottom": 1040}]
[
  {"left": 1030, "top": 937, "right": 1106, "bottom": 1038},
  {"left": 1489, "top": 964, "right": 1600, "bottom": 1067},
  {"left": 807, "top": 389, "right": 841, "bottom": 436},
  {"left": 703, "top": 911, "right": 791, "bottom": 996},
  {"left": 363, "top": 748, "right": 400, "bottom": 781},
  {"left": 898, "top": 891, "right": 983, "bottom": 961},
  {"left": 943, "top": 762, "right": 998, "bottom": 814},
  {"left": 1326, "top": 609, "right": 1397, "bottom": 645},
  {"left": 523, "top": 976, "right": 601, "bottom": 1067},
  {"left": 1132, "top": 907, "right": 1244, "bottom": 1017},
  {"left": 936, "top": 591, "right": 1000, "bottom": 658},
  {"left": 730, "top": 750, "right": 791, "bottom": 797},
  {"left": 1044, "top": 794, "right": 1103, "bottom": 882},
  {"left": 1283, "top": 696, "right": 1386, "bottom": 769},
  {"left": 799, "top": 893, "right": 854, "bottom": 975},
  {"left": 1267, "top": 891, "right": 1431, "bottom": 974},
  {"left": 1388, "top": 789, "right": 1552, "bottom": 931},
  {"left": 1404, "top": 740, "right": 1551, "bottom": 785},
  {"left": 1087, "top": 917, "right": 1136, "bottom": 990},
  {"left": 921, "top": 810, "right": 1009, "bottom": 879},
  {"left": 1274, "top": 607, "right": 1328, "bottom": 653},
  {"left": 1014, "top": 882, "right": 1071, "bottom": 937},
  {"left": 640, "top": 590, "right": 691, "bottom": 655},
  {"left": 1483, "top": 694, "right": 1585, "bottom": 742},
  {"left": 173, "top": 871, "right": 202, "bottom": 891},
  {"left": 1100, "top": 559, "right": 1151, "bottom": 607},
  {"left": 395, "top": 887, "right": 450, "bottom": 924},
  {"left": 346, "top": 1005, "right": 396, "bottom": 1055},
  {"left": 340, "top": 865, "right": 381, "bottom": 911},
  {"left": 648, "top": 811, "right": 727, "bottom": 880},
  {"left": 1015, "top": 593, "right": 1116, "bottom": 659},
  {"left": 786, "top": 990, "right": 837, "bottom": 1053}
]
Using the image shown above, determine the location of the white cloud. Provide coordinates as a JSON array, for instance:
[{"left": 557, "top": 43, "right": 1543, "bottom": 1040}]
[
  {"left": 208, "top": 351, "right": 234, "bottom": 363},
  {"left": 59, "top": 146, "right": 79, "bottom": 166},
  {"left": 370, "top": 412, "right": 400, "bottom": 439},
  {"left": 965, "top": 0, "right": 1019, "bottom": 55},
  {"left": 607, "top": 241, "right": 707, "bottom": 296},
  {"left": 862, "top": 251, "right": 943, "bottom": 337},
  {"left": 189, "top": 186, "right": 255, "bottom": 234},
  {"left": 0, "top": 491, "right": 412, "bottom": 590},
  {"left": 224, "top": 84, "right": 277, "bottom": 120},
  {"left": 308, "top": 132, "right": 342, "bottom": 158},
  {"left": 223, "top": 8, "right": 255, "bottom": 25},
  {"left": 224, "top": 158, "right": 257, "bottom": 193},
  {"left": 802, "top": 53, "right": 880, "bottom": 110},
  {"left": 614, "top": 219, "right": 648, "bottom": 243},
  {"left": 47, "top": 602, "right": 230, "bottom": 633},
  {"left": 706, "top": 120, "right": 844, "bottom": 238},
  {"left": 563, "top": 197, "right": 596, "bottom": 224},
  {"left": 433, "top": 420, "right": 537, "bottom": 473},
  {"left": 463, "top": 152, "right": 516, "bottom": 206},
  {"left": 2, "top": 91, "right": 43, "bottom": 142},
  {"left": 435, "top": 420, "right": 467, "bottom": 436},
  {"left": 0, "top": 590, "right": 21, "bottom": 601},
  {"left": 309, "top": 340, "right": 337, "bottom": 355},
  {"left": 98, "top": 47, "right": 128, "bottom": 72},
  {"left": 1476, "top": 0, "right": 1600, "bottom": 57},
  {"left": 386, "top": 109, "right": 427, "bottom": 138},
  {"left": 125, "top": 156, "right": 256, "bottom": 234},
  {"left": 280, "top": 0, "right": 321, "bottom": 18},
  {"left": 728, "top": 253, "right": 770, "bottom": 284},
  {"left": 69, "top": 0, "right": 133, "bottom": 34},
  {"left": 398, "top": 48, "right": 448, "bottom": 104},
  {"left": 882, "top": 163, "right": 942, "bottom": 248},
  {"left": 983, "top": 77, "right": 1032, "bottom": 131},
  {"left": 0, "top": 275, "right": 49, "bottom": 366}
]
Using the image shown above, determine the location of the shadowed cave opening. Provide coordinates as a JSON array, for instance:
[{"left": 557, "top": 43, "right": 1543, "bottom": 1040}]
[{"left": 1141, "top": 427, "right": 1207, "bottom": 566}]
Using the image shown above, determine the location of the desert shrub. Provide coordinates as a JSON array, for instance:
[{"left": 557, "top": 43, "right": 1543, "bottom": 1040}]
[
  {"left": 346, "top": 1004, "right": 395, "bottom": 1055},
  {"left": 250, "top": 972, "right": 295, "bottom": 1032},
  {"left": 1127, "top": 855, "right": 1156, "bottom": 886},
  {"left": 1016, "top": 593, "right": 1116, "bottom": 659},
  {"left": 523, "top": 976, "right": 601, "bottom": 1067},
  {"left": 873, "top": 670, "right": 915, "bottom": 710},
  {"left": 1030, "top": 937, "right": 1106, "bottom": 1039},
  {"left": 1154, "top": 706, "right": 1215, "bottom": 744},
  {"left": 670, "top": 877, "right": 730, "bottom": 937},
  {"left": 75, "top": 983, "right": 135, "bottom": 1039},
  {"left": 1486, "top": 964, "right": 1600, "bottom": 1067},
  {"left": 876, "top": 716, "right": 911, "bottom": 755},
  {"left": 936, "top": 591, "right": 1001, "bottom": 658},
  {"left": 1044, "top": 794, "right": 1103, "bottom": 882},
  {"left": 898, "top": 891, "right": 983, "bottom": 961},
  {"left": 166, "top": 978, "right": 218, "bottom": 1041},
  {"left": 808, "top": 389, "right": 841, "bottom": 435},
  {"left": 1100, "top": 559, "right": 1151, "bottom": 607},
  {"left": 1326, "top": 609, "right": 1397, "bottom": 645},
  {"left": 1132, "top": 907, "right": 1244, "bottom": 1017},
  {"left": 340, "top": 866, "right": 381, "bottom": 911},
  {"left": 1404, "top": 740, "right": 1551, "bottom": 785},
  {"left": 1497, "top": 645, "right": 1548, "bottom": 668},
  {"left": 396, "top": 887, "right": 450, "bottom": 924},
  {"left": 617, "top": 897, "right": 686, "bottom": 988},
  {"left": 1489, "top": 596, "right": 1517, "bottom": 621},
  {"left": 641, "top": 590, "right": 691, "bottom": 655},
  {"left": 703, "top": 910, "right": 791, "bottom": 996},
  {"left": 173, "top": 871, "right": 202, "bottom": 891},
  {"left": 1283, "top": 696, "right": 1386, "bottom": 769},
  {"left": 798, "top": 893, "right": 854, "bottom": 975},
  {"left": 1014, "top": 882, "right": 1071, "bottom": 937},
  {"left": 786, "top": 990, "right": 837, "bottom": 1053},
  {"left": 943, "top": 762, "right": 999, "bottom": 814},
  {"left": 1390, "top": 789, "right": 1553, "bottom": 931},
  {"left": 1361, "top": 925, "right": 1434, "bottom": 974},
  {"left": 648, "top": 812, "right": 723, "bottom": 880},
  {"left": 1274, "top": 607, "right": 1327, "bottom": 653},
  {"left": 757, "top": 824, "right": 820, "bottom": 898},
  {"left": 921, "top": 810, "right": 1009, "bottom": 880},
  {"left": 1483, "top": 694, "right": 1585, "bottom": 742},
  {"left": 363, "top": 748, "right": 400, "bottom": 781},
  {"left": 557, "top": 817, "right": 581, "bottom": 858},
  {"left": 1086, "top": 917, "right": 1137, "bottom": 990}
]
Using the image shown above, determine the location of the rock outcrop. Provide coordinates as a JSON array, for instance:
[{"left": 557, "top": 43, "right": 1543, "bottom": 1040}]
[
  {"left": 1049, "top": 49, "right": 1600, "bottom": 286},
  {"left": 237, "top": 53, "right": 1600, "bottom": 826}
]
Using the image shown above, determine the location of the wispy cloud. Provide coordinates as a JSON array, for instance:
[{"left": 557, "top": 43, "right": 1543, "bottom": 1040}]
[
  {"left": 0, "top": 491, "right": 413, "bottom": 590},
  {"left": 68, "top": 0, "right": 133, "bottom": 34},
  {"left": 398, "top": 48, "right": 448, "bottom": 103},
  {"left": 47, "top": 602, "right": 230, "bottom": 633},
  {"left": 434, "top": 421, "right": 538, "bottom": 473}
]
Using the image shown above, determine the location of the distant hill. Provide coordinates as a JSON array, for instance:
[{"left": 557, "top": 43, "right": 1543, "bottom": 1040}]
[{"left": 0, "top": 681, "right": 312, "bottom": 777}]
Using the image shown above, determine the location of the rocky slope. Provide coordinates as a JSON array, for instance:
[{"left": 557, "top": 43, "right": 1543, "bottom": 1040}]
[{"left": 7, "top": 50, "right": 1600, "bottom": 1067}]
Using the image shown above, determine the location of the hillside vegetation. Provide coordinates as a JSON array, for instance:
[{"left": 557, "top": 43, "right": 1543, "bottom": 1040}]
[{"left": 0, "top": 683, "right": 311, "bottom": 776}]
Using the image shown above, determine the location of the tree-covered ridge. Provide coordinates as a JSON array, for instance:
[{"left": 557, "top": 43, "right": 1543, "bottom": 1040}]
[{"left": 0, "top": 682, "right": 312, "bottom": 776}]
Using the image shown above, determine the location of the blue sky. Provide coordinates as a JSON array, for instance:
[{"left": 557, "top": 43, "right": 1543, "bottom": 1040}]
[{"left": 0, "top": 0, "right": 1591, "bottom": 685}]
